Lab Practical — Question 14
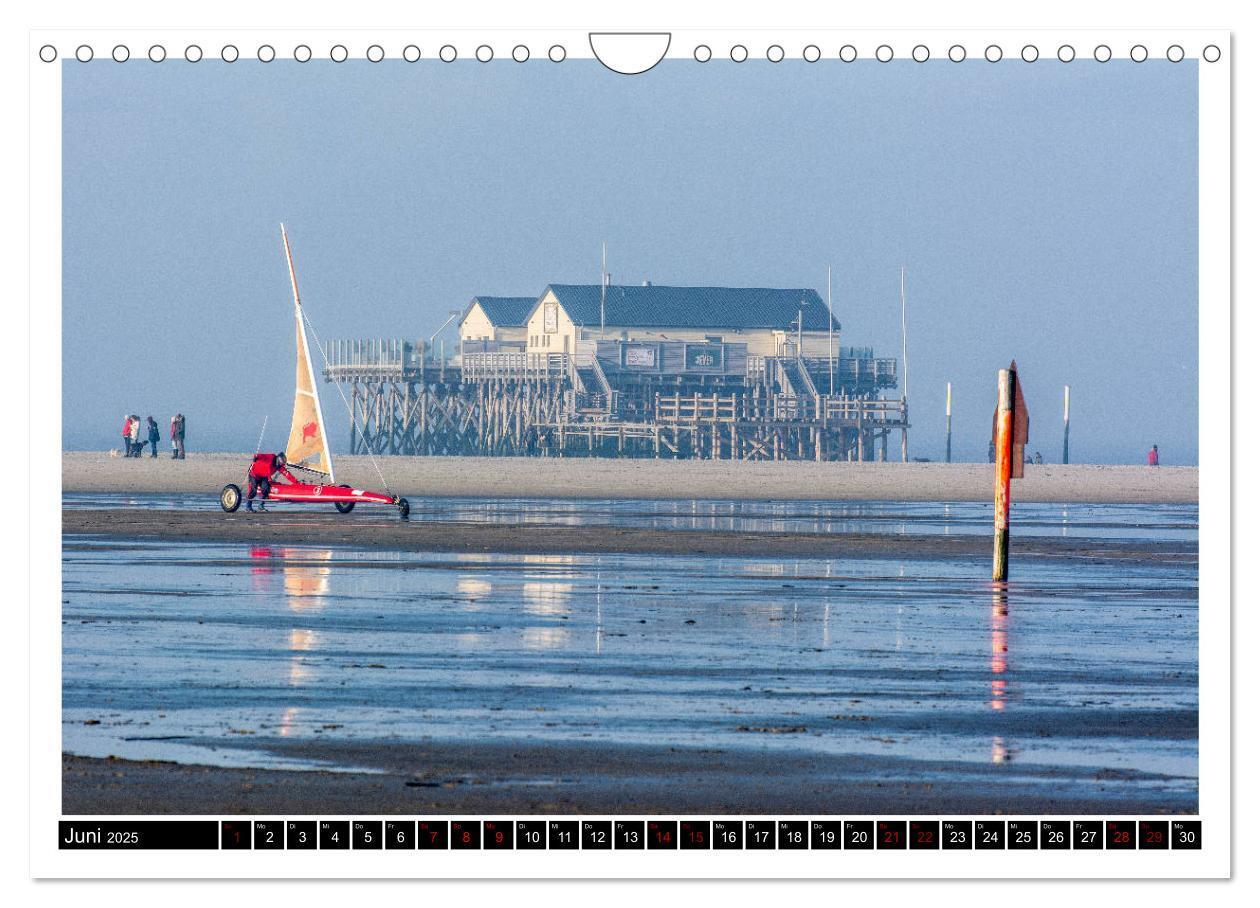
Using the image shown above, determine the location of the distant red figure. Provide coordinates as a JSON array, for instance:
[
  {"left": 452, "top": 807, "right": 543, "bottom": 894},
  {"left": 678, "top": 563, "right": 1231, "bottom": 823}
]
[
  {"left": 302, "top": 421, "right": 318, "bottom": 442},
  {"left": 1148, "top": 445, "right": 1160, "bottom": 467}
]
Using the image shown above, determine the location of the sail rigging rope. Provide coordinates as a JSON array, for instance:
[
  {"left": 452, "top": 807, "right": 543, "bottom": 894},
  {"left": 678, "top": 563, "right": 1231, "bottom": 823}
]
[{"left": 299, "top": 311, "right": 394, "bottom": 497}]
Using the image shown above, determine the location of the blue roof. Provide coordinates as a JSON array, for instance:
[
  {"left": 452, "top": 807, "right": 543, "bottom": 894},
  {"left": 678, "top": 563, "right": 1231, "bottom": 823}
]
[
  {"left": 468, "top": 296, "right": 536, "bottom": 327},
  {"left": 544, "top": 284, "right": 837, "bottom": 331}
]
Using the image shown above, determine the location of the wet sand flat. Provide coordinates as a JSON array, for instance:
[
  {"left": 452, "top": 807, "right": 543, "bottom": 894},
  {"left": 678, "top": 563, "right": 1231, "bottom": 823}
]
[
  {"left": 62, "top": 739, "right": 1193, "bottom": 816},
  {"left": 62, "top": 517, "right": 1197, "bottom": 816},
  {"left": 63, "top": 508, "right": 1195, "bottom": 563},
  {"left": 63, "top": 451, "right": 1198, "bottom": 504}
]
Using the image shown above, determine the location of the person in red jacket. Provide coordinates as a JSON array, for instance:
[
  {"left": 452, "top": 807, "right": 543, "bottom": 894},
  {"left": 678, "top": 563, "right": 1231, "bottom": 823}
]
[
  {"left": 246, "top": 451, "right": 295, "bottom": 511},
  {"left": 1147, "top": 444, "right": 1160, "bottom": 467}
]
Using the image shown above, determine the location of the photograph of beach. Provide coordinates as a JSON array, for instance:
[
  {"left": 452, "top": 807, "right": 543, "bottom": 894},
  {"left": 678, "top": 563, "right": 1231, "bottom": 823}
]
[{"left": 59, "top": 53, "right": 1198, "bottom": 818}]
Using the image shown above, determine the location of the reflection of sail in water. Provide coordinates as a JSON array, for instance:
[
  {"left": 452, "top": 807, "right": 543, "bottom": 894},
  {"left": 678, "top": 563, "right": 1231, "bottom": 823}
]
[
  {"left": 244, "top": 547, "right": 336, "bottom": 733},
  {"left": 287, "top": 628, "right": 320, "bottom": 685},
  {"left": 990, "top": 588, "right": 1009, "bottom": 711},
  {"left": 283, "top": 549, "right": 334, "bottom": 604},
  {"left": 247, "top": 546, "right": 334, "bottom": 608}
]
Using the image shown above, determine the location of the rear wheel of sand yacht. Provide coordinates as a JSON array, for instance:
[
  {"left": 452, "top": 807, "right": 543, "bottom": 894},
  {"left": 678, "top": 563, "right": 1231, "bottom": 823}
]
[
  {"left": 397, "top": 497, "right": 410, "bottom": 520},
  {"left": 335, "top": 501, "right": 355, "bottom": 514},
  {"left": 220, "top": 483, "right": 242, "bottom": 512}
]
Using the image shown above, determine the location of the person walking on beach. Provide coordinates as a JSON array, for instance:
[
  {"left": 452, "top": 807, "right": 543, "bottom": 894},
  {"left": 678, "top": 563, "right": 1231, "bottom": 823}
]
[
  {"left": 121, "top": 415, "right": 135, "bottom": 457},
  {"left": 145, "top": 416, "right": 160, "bottom": 458},
  {"left": 170, "top": 413, "right": 186, "bottom": 459},
  {"left": 1148, "top": 444, "right": 1160, "bottom": 467},
  {"left": 246, "top": 451, "right": 295, "bottom": 511},
  {"left": 987, "top": 439, "right": 996, "bottom": 464},
  {"left": 1033, "top": 451, "right": 1043, "bottom": 465},
  {"left": 128, "top": 414, "right": 142, "bottom": 457}
]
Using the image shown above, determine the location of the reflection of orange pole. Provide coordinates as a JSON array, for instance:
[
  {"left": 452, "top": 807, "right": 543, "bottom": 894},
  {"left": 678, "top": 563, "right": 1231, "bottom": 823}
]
[
  {"left": 990, "top": 588, "right": 1008, "bottom": 710},
  {"left": 992, "top": 369, "right": 1014, "bottom": 581}
]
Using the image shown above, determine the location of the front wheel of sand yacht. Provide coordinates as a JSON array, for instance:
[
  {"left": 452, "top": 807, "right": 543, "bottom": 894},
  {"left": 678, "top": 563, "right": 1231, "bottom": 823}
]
[
  {"left": 220, "top": 483, "right": 242, "bottom": 512},
  {"left": 397, "top": 497, "right": 410, "bottom": 520},
  {"left": 334, "top": 501, "right": 355, "bottom": 514}
]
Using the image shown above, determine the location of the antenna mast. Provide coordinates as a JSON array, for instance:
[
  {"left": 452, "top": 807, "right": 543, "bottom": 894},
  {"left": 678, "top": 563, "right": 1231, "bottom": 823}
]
[
  {"left": 600, "top": 241, "right": 607, "bottom": 336},
  {"left": 827, "top": 265, "right": 834, "bottom": 396},
  {"left": 900, "top": 265, "right": 909, "bottom": 403},
  {"left": 900, "top": 265, "right": 910, "bottom": 462}
]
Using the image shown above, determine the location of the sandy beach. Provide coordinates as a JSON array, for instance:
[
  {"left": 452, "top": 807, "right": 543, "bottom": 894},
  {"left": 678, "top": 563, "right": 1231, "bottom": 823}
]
[{"left": 63, "top": 452, "right": 1197, "bottom": 504}]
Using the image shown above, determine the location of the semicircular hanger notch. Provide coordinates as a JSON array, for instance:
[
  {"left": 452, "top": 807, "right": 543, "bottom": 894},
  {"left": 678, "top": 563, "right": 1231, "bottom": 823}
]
[{"left": 589, "top": 32, "right": 672, "bottom": 74}]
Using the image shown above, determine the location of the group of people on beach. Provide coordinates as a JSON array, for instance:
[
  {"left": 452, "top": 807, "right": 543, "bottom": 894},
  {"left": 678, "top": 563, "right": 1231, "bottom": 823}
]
[
  {"left": 983, "top": 442, "right": 1163, "bottom": 466},
  {"left": 120, "top": 413, "right": 186, "bottom": 459}
]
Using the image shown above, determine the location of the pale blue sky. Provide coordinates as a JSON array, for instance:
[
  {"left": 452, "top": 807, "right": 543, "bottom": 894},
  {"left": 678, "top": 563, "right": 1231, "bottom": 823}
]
[{"left": 63, "top": 59, "right": 1197, "bottom": 463}]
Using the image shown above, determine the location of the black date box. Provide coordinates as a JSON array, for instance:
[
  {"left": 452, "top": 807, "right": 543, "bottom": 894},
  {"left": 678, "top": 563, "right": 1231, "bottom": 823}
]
[
  {"left": 877, "top": 821, "right": 907, "bottom": 850},
  {"left": 746, "top": 821, "right": 776, "bottom": 850},
  {"left": 680, "top": 820, "right": 710, "bottom": 850},
  {"left": 942, "top": 820, "right": 972, "bottom": 850},
  {"left": 582, "top": 821, "right": 612, "bottom": 850},
  {"left": 353, "top": 821, "right": 382, "bottom": 850},
  {"left": 221, "top": 821, "right": 251, "bottom": 850},
  {"left": 417, "top": 820, "right": 449, "bottom": 850},
  {"left": 647, "top": 820, "right": 678, "bottom": 850},
  {"left": 286, "top": 821, "right": 316, "bottom": 850},
  {"left": 1106, "top": 821, "right": 1137, "bottom": 850},
  {"left": 1040, "top": 821, "right": 1070, "bottom": 850},
  {"left": 385, "top": 821, "right": 415, "bottom": 850},
  {"left": 778, "top": 821, "right": 808, "bottom": 850},
  {"left": 549, "top": 820, "right": 579, "bottom": 850},
  {"left": 319, "top": 821, "right": 349, "bottom": 850},
  {"left": 450, "top": 820, "right": 480, "bottom": 850},
  {"left": 1008, "top": 821, "right": 1037, "bottom": 850},
  {"left": 844, "top": 820, "right": 874, "bottom": 850},
  {"left": 811, "top": 821, "right": 844, "bottom": 850},
  {"left": 713, "top": 820, "right": 742, "bottom": 850},
  {"left": 254, "top": 821, "right": 283, "bottom": 851},
  {"left": 516, "top": 821, "right": 546, "bottom": 850},
  {"left": 1139, "top": 820, "right": 1170, "bottom": 850},
  {"left": 909, "top": 821, "right": 940, "bottom": 850},
  {"left": 1073, "top": 821, "right": 1103, "bottom": 850},
  {"left": 614, "top": 820, "right": 645, "bottom": 849},
  {"left": 974, "top": 821, "right": 1005, "bottom": 850},
  {"left": 483, "top": 820, "right": 513, "bottom": 850},
  {"left": 1171, "top": 820, "right": 1201, "bottom": 850}
]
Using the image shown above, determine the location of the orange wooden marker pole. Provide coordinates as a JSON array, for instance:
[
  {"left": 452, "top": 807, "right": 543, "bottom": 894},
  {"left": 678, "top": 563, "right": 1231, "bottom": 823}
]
[{"left": 992, "top": 368, "right": 1014, "bottom": 582}]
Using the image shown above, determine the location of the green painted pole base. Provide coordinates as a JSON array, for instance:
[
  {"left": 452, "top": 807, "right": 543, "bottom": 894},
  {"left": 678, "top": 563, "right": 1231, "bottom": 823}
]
[{"left": 992, "top": 527, "right": 1009, "bottom": 582}]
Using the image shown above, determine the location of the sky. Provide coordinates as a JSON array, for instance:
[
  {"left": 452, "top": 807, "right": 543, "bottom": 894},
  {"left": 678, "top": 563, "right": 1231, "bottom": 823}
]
[{"left": 62, "top": 58, "right": 1198, "bottom": 463}]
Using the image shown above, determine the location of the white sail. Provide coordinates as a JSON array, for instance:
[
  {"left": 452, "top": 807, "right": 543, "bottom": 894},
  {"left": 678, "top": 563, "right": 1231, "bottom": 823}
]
[{"left": 280, "top": 224, "right": 335, "bottom": 482}]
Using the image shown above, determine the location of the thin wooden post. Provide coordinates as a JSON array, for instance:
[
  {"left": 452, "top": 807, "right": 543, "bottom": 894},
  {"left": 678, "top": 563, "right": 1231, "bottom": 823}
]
[
  {"left": 945, "top": 381, "right": 953, "bottom": 463},
  {"left": 1062, "top": 384, "right": 1070, "bottom": 465},
  {"left": 992, "top": 368, "right": 1015, "bottom": 582}
]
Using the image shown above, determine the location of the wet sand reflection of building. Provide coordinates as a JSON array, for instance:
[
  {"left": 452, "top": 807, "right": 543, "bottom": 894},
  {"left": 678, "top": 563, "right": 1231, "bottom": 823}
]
[{"left": 519, "top": 554, "right": 575, "bottom": 650}]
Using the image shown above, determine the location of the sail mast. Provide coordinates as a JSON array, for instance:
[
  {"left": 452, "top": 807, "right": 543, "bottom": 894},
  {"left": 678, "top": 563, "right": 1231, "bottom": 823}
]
[{"left": 281, "top": 223, "right": 336, "bottom": 483}]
